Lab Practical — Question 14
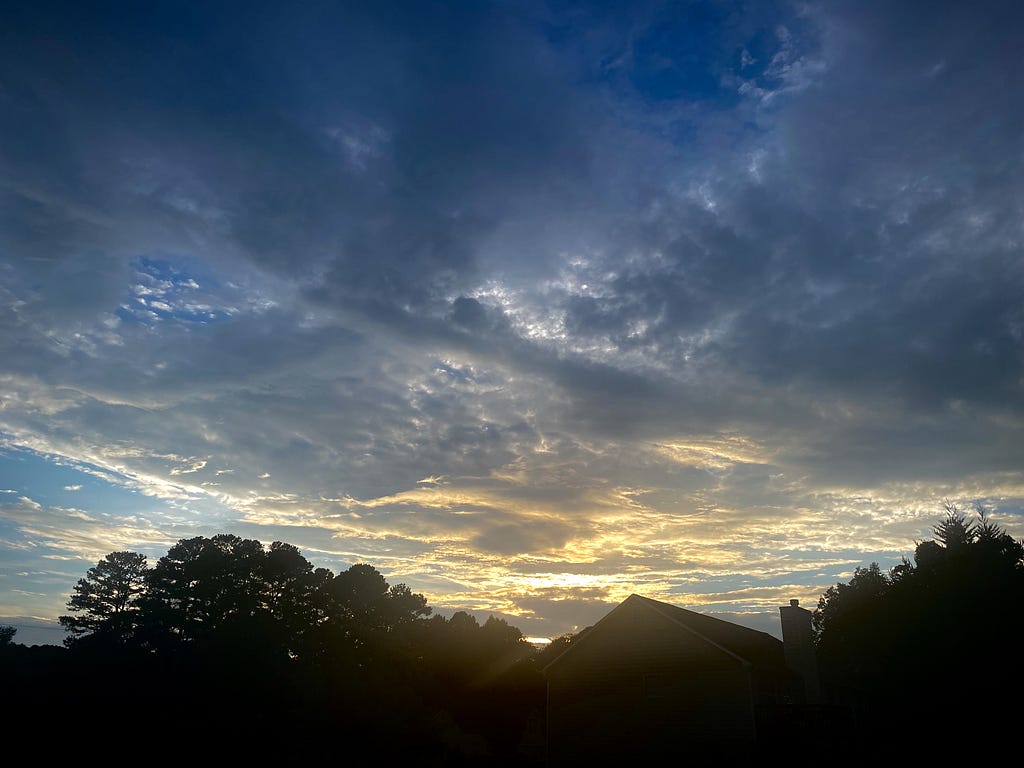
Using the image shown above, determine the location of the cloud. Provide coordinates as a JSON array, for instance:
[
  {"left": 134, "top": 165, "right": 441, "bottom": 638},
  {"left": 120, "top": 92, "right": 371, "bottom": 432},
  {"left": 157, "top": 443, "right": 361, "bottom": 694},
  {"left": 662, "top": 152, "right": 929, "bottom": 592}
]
[{"left": 1, "top": 0, "right": 1022, "bottom": 638}]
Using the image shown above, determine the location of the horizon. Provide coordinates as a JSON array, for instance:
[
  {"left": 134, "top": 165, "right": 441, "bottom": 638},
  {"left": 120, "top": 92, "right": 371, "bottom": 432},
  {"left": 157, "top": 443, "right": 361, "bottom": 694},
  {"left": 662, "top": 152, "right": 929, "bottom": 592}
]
[
  {"left": 3, "top": 0, "right": 1023, "bottom": 648},
  {"left": 3, "top": 570, "right": 801, "bottom": 648}
]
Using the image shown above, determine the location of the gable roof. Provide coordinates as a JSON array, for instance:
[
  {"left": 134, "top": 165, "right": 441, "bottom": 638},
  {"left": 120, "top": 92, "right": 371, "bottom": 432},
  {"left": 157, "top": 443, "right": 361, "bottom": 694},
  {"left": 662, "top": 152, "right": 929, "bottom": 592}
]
[{"left": 543, "top": 593, "right": 784, "bottom": 673}]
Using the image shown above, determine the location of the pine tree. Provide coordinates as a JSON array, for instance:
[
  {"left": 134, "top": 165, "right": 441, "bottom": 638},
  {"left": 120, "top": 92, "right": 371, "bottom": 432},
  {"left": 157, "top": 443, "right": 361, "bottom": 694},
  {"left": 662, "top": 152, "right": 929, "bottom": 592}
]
[{"left": 59, "top": 551, "right": 149, "bottom": 646}]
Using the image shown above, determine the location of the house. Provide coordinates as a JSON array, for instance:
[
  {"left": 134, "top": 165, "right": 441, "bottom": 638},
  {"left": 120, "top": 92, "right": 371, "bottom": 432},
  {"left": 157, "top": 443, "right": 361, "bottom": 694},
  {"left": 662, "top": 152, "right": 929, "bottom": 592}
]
[{"left": 542, "top": 594, "right": 818, "bottom": 764}]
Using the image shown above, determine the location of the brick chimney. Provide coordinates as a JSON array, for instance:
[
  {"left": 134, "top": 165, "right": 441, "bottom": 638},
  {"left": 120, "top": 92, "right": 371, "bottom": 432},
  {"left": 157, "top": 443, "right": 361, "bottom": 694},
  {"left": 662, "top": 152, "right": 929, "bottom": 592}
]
[{"left": 779, "top": 599, "right": 820, "bottom": 706}]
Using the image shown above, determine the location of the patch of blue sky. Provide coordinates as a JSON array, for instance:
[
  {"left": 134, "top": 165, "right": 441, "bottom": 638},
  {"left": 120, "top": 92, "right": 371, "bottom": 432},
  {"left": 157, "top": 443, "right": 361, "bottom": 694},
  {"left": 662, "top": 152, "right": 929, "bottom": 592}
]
[
  {"left": 0, "top": 443, "right": 175, "bottom": 518},
  {"left": 618, "top": 2, "right": 815, "bottom": 106},
  {"left": 0, "top": 510, "right": 32, "bottom": 552},
  {"left": 118, "top": 255, "right": 239, "bottom": 327},
  {"left": 998, "top": 502, "right": 1024, "bottom": 520},
  {"left": 0, "top": 441, "right": 253, "bottom": 549},
  {"left": 627, "top": 4, "right": 734, "bottom": 103}
]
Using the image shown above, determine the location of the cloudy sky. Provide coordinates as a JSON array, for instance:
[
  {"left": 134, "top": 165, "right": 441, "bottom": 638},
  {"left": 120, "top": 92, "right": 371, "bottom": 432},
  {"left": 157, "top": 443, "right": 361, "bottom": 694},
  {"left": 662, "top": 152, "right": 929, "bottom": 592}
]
[{"left": 2, "top": 0, "right": 1022, "bottom": 647}]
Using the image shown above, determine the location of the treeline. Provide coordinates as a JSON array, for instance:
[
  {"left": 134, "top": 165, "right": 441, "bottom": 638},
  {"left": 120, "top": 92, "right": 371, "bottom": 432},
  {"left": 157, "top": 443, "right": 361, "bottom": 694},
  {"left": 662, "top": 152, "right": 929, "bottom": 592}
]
[
  {"left": 5, "top": 507, "right": 1022, "bottom": 762},
  {"left": 3, "top": 535, "right": 552, "bottom": 764},
  {"left": 811, "top": 503, "right": 1024, "bottom": 749}
]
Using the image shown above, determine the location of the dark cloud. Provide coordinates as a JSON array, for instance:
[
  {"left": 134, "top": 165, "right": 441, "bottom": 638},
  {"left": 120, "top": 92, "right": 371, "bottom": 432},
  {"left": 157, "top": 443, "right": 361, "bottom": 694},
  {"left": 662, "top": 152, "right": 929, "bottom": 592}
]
[{"left": 472, "top": 519, "right": 577, "bottom": 555}]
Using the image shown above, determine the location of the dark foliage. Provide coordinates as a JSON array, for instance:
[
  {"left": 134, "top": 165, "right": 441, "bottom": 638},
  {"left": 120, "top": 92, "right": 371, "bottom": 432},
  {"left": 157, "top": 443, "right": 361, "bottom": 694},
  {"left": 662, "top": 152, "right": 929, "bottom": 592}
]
[
  {"left": 812, "top": 503, "right": 1024, "bottom": 761},
  {"left": 6, "top": 534, "right": 545, "bottom": 764},
  {"left": 58, "top": 550, "right": 149, "bottom": 646},
  {"left": 21, "top": 508, "right": 1023, "bottom": 764}
]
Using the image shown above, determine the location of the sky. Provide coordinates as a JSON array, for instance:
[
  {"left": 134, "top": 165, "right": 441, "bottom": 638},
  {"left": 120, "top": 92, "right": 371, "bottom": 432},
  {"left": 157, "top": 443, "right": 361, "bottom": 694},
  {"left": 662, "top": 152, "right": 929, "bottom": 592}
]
[{"left": 2, "top": 0, "right": 1023, "bottom": 648}]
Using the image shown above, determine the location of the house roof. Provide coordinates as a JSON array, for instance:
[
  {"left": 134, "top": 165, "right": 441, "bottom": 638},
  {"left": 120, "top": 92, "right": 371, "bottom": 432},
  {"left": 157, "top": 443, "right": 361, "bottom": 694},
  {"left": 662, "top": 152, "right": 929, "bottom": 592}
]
[{"left": 542, "top": 593, "right": 784, "bottom": 673}]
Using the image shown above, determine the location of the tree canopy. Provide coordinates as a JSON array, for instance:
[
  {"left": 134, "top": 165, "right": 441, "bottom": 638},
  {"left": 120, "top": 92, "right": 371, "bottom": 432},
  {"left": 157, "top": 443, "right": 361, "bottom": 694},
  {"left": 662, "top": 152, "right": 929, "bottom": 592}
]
[
  {"left": 63, "top": 534, "right": 440, "bottom": 666},
  {"left": 41, "top": 533, "right": 543, "bottom": 763},
  {"left": 813, "top": 503, "right": 1024, "bottom": 738},
  {"left": 31, "top": 510, "right": 1023, "bottom": 763},
  {"left": 58, "top": 550, "right": 149, "bottom": 647}
]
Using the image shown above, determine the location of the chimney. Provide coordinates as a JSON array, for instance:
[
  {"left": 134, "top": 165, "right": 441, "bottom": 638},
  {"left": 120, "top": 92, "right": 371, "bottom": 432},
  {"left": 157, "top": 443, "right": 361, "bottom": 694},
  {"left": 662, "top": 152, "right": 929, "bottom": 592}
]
[{"left": 779, "top": 599, "right": 820, "bottom": 706}]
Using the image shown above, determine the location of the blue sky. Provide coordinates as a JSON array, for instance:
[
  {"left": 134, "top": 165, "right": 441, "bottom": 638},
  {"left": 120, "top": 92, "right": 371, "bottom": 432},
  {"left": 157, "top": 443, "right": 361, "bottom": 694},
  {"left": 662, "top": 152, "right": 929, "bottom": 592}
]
[{"left": 3, "top": 0, "right": 1023, "bottom": 647}]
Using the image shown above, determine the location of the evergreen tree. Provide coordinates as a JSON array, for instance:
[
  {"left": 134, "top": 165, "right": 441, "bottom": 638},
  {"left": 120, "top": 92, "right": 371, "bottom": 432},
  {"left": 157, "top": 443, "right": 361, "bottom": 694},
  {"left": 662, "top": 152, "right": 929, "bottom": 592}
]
[
  {"left": 59, "top": 551, "right": 149, "bottom": 647},
  {"left": 813, "top": 503, "right": 1024, "bottom": 747}
]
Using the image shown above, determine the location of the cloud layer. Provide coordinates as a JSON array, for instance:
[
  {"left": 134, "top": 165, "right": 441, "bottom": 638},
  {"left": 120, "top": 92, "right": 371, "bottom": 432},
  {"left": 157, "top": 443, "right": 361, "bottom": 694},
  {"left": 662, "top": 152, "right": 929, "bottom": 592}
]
[{"left": 2, "top": 0, "right": 1022, "bottom": 642}]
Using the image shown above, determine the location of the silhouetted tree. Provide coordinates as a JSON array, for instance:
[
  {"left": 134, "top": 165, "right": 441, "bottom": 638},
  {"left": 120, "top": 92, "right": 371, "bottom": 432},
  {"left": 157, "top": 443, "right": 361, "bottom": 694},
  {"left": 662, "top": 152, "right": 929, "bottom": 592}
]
[
  {"left": 138, "top": 534, "right": 335, "bottom": 663},
  {"left": 481, "top": 615, "right": 525, "bottom": 646},
  {"left": 535, "top": 631, "right": 579, "bottom": 666},
  {"left": 138, "top": 534, "right": 262, "bottom": 649},
  {"left": 377, "top": 581, "right": 433, "bottom": 629},
  {"left": 260, "top": 541, "right": 334, "bottom": 656},
  {"left": 58, "top": 550, "right": 149, "bottom": 647},
  {"left": 813, "top": 503, "right": 1024, "bottom": 753},
  {"left": 306, "top": 563, "right": 432, "bottom": 667},
  {"left": 327, "top": 563, "right": 431, "bottom": 631},
  {"left": 405, "top": 610, "right": 539, "bottom": 763},
  {"left": 812, "top": 562, "right": 890, "bottom": 641},
  {"left": 46, "top": 534, "right": 546, "bottom": 761},
  {"left": 0, "top": 625, "right": 15, "bottom": 646}
]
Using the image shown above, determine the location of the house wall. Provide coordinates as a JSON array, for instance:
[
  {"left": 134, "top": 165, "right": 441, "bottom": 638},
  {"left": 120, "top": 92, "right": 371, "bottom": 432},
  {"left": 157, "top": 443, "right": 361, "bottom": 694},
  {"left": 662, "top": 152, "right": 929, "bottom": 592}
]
[{"left": 545, "top": 599, "right": 759, "bottom": 762}]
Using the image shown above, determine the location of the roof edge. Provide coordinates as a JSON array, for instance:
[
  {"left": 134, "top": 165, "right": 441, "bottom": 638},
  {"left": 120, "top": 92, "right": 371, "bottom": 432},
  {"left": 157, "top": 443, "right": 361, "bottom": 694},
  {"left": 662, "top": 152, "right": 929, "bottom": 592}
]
[
  {"left": 541, "top": 594, "right": 643, "bottom": 673},
  {"left": 635, "top": 595, "right": 755, "bottom": 667},
  {"left": 542, "top": 593, "right": 768, "bottom": 673}
]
